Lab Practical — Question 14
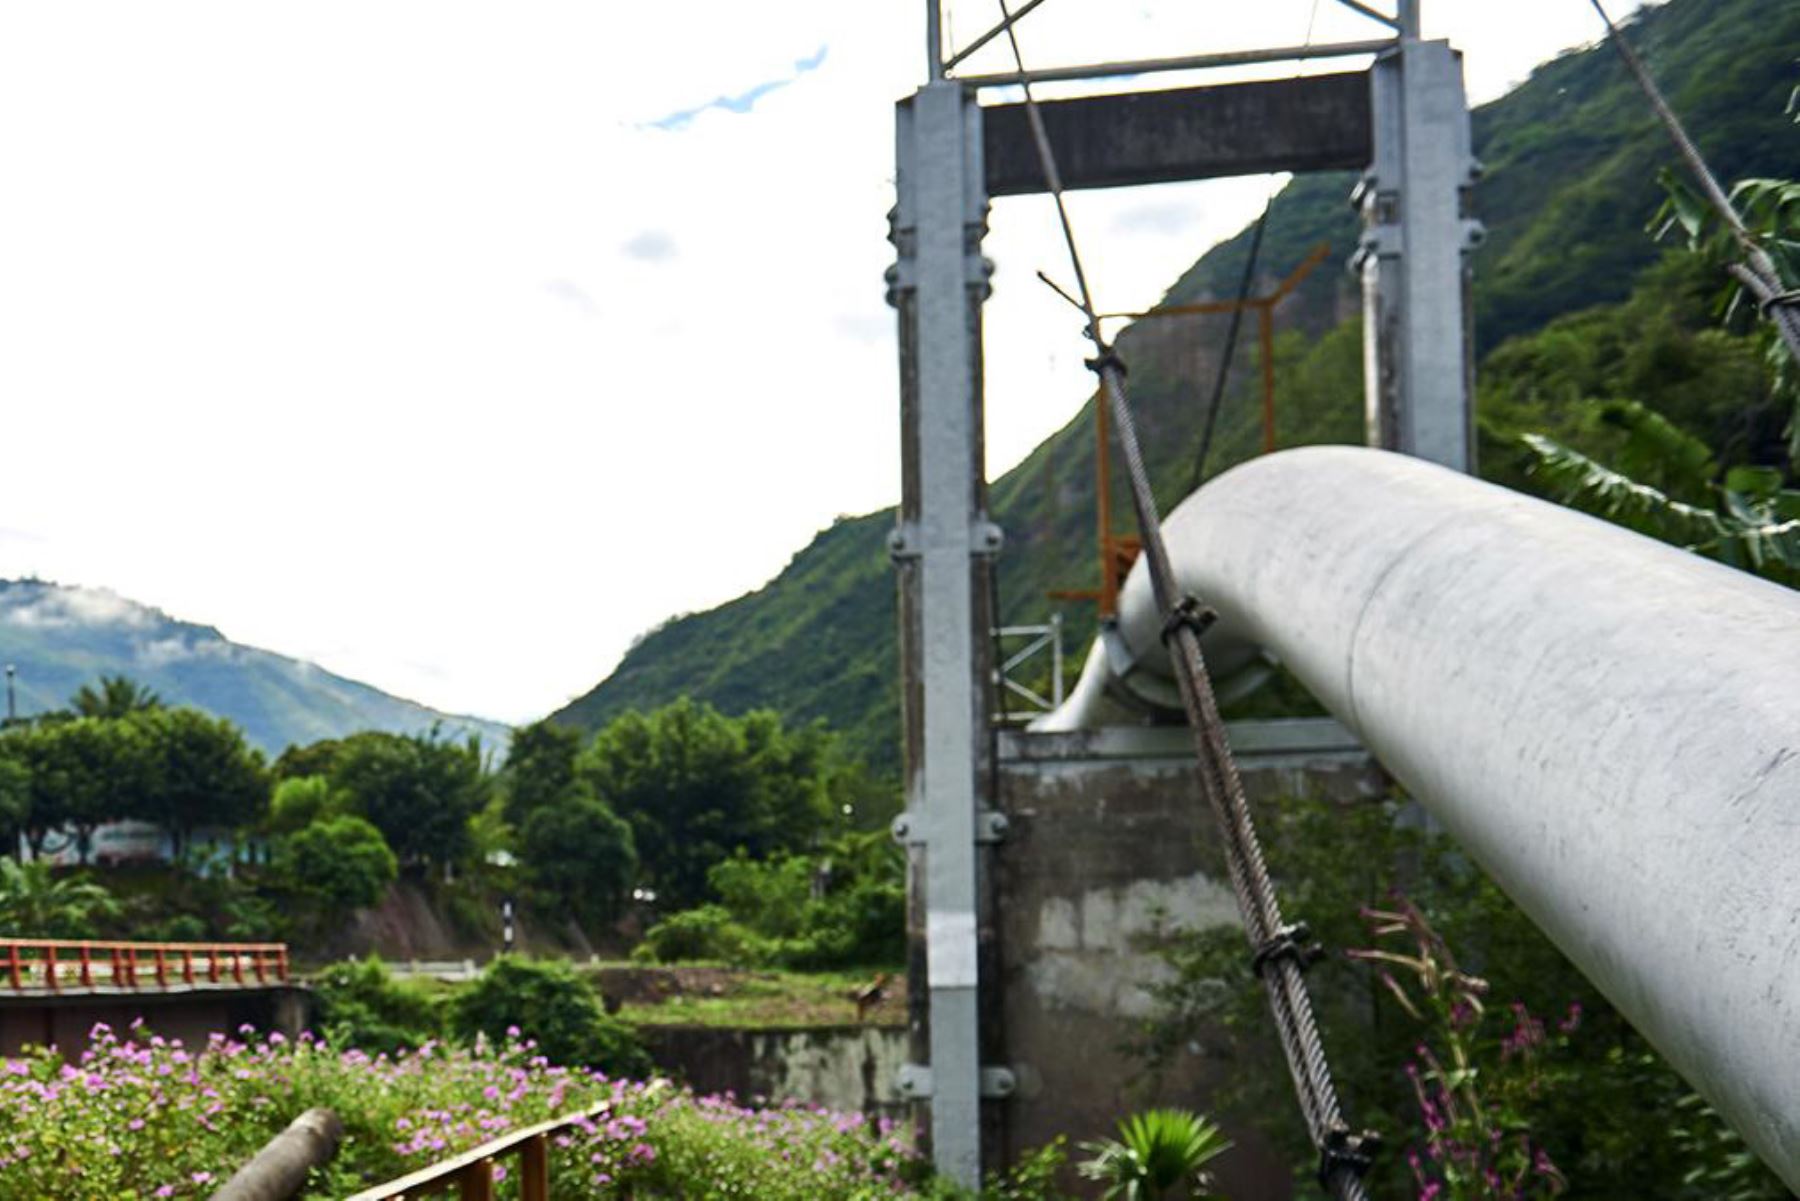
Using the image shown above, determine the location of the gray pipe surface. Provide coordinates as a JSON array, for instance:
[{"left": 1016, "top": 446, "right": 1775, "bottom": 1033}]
[
  {"left": 1045, "top": 445, "right": 1800, "bottom": 1187},
  {"left": 210, "top": 1107, "right": 344, "bottom": 1201}
]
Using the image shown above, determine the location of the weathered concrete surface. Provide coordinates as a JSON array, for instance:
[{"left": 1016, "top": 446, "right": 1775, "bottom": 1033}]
[
  {"left": 994, "top": 719, "right": 1383, "bottom": 1198},
  {"left": 983, "top": 73, "right": 1372, "bottom": 196},
  {"left": 640, "top": 1024, "right": 909, "bottom": 1121},
  {"left": 0, "top": 985, "right": 310, "bottom": 1057}
]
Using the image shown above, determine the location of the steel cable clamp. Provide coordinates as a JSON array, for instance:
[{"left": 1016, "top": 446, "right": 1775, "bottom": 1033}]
[
  {"left": 1161, "top": 594, "right": 1219, "bottom": 645},
  {"left": 1250, "top": 921, "right": 1324, "bottom": 977},
  {"left": 1083, "top": 349, "right": 1129, "bottom": 379},
  {"left": 1759, "top": 287, "right": 1800, "bottom": 316},
  {"left": 1317, "top": 1125, "right": 1381, "bottom": 1189}
]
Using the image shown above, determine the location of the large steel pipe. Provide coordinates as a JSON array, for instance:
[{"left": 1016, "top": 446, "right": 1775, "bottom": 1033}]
[{"left": 1044, "top": 445, "right": 1800, "bottom": 1187}]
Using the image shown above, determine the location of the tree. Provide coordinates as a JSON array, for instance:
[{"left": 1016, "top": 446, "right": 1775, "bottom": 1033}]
[
  {"left": 329, "top": 730, "right": 491, "bottom": 870},
  {"left": 0, "top": 750, "right": 28, "bottom": 851},
  {"left": 266, "top": 775, "right": 339, "bottom": 835},
  {"left": 273, "top": 738, "right": 342, "bottom": 782},
  {"left": 69, "top": 674, "right": 162, "bottom": 719},
  {"left": 0, "top": 858, "right": 121, "bottom": 937},
  {"left": 10, "top": 717, "right": 154, "bottom": 861},
  {"left": 501, "top": 719, "right": 587, "bottom": 827},
  {"left": 132, "top": 707, "right": 269, "bottom": 859},
  {"left": 518, "top": 797, "right": 637, "bottom": 926},
  {"left": 274, "top": 815, "right": 397, "bottom": 919},
  {"left": 576, "top": 699, "right": 838, "bottom": 910}
]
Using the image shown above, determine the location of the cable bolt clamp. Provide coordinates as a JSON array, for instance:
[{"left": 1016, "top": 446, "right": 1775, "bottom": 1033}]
[
  {"left": 1160, "top": 594, "right": 1219, "bottom": 645},
  {"left": 1250, "top": 921, "right": 1324, "bottom": 978},
  {"left": 1316, "top": 1125, "right": 1381, "bottom": 1189},
  {"left": 1759, "top": 287, "right": 1800, "bottom": 315},
  {"left": 1083, "top": 349, "right": 1128, "bottom": 379}
]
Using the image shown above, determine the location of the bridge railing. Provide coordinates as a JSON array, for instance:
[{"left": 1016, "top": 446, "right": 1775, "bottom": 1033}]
[
  {"left": 0, "top": 938, "right": 289, "bottom": 992},
  {"left": 345, "top": 1101, "right": 609, "bottom": 1201}
]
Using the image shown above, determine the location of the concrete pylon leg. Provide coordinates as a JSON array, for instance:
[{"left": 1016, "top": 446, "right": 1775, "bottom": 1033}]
[
  {"left": 1356, "top": 36, "right": 1483, "bottom": 473},
  {"left": 887, "top": 79, "right": 998, "bottom": 1189}
]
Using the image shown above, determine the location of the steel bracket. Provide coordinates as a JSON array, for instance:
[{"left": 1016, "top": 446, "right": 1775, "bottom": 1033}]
[
  {"left": 896, "top": 1063, "right": 933, "bottom": 1098},
  {"left": 977, "top": 810, "right": 1009, "bottom": 844},
  {"left": 895, "top": 1064, "right": 1018, "bottom": 1100},
  {"left": 891, "top": 811, "right": 1008, "bottom": 846},
  {"left": 887, "top": 524, "right": 921, "bottom": 563}
]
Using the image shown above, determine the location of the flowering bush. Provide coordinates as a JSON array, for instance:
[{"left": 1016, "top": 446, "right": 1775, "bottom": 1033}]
[
  {"left": 0, "top": 1021, "right": 928, "bottom": 1199},
  {"left": 1349, "top": 900, "right": 1569, "bottom": 1200}
]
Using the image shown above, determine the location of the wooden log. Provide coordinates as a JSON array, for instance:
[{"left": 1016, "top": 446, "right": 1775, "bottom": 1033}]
[{"left": 211, "top": 1108, "right": 344, "bottom": 1201}]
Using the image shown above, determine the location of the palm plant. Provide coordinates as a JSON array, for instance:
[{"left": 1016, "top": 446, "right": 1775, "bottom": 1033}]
[
  {"left": 1078, "top": 1108, "right": 1232, "bottom": 1201},
  {"left": 69, "top": 674, "right": 163, "bottom": 720},
  {"left": 1522, "top": 399, "right": 1800, "bottom": 583},
  {"left": 0, "top": 857, "right": 121, "bottom": 937}
]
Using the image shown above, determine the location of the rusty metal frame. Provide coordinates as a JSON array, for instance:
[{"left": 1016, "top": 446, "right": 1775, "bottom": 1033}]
[{"left": 1051, "top": 244, "right": 1330, "bottom": 616}]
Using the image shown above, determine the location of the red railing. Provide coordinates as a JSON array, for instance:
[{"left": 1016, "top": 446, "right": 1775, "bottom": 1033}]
[{"left": 0, "top": 938, "right": 289, "bottom": 992}]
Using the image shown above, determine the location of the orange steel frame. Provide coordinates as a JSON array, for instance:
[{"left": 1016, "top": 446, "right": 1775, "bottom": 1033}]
[{"left": 1051, "top": 244, "right": 1329, "bottom": 616}]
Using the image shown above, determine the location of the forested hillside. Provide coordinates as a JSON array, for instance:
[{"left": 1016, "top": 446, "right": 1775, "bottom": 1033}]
[
  {"left": 0, "top": 579, "right": 508, "bottom": 754},
  {"left": 552, "top": 0, "right": 1800, "bottom": 770}
]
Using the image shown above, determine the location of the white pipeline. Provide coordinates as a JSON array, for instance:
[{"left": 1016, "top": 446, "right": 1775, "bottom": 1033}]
[{"left": 1042, "top": 446, "right": 1800, "bottom": 1187}]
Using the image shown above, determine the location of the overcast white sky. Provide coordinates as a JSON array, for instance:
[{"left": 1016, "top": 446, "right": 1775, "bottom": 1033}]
[{"left": 0, "top": 1, "right": 1643, "bottom": 724}]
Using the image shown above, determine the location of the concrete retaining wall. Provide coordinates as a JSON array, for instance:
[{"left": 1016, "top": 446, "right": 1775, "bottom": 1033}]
[
  {"left": 641, "top": 1024, "right": 909, "bottom": 1120},
  {"left": 993, "top": 719, "right": 1385, "bottom": 1197}
]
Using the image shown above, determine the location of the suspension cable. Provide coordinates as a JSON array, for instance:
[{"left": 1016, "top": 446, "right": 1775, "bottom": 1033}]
[
  {"left": 1188, "top": 196, "right": 1272, "bottom": 495},
  {"left": 1586, "top": 0, "right": 1800, "bottom": 355},
  {"left": 942, "top": 0, "right": 1053, "bottom": 72},
  {"left": 994, "top": 4, "right": 1378, "bottom": 1195}
]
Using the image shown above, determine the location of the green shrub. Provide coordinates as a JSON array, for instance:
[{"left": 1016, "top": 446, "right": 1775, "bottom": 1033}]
[
  {"left": 634, "top": 904, "right": 765, "bottom": 966},
  {"left": 450, "top": 956, "right": 648, "bottom": 1077},
  {"left": 311, "top": 955, "right": 444, "bottom": 1055},
  {"left": 637, "top": 832, "right": 905, "bottom": 971},
  {"left": 274, "top": 814, "right": 397, "bottom": 919},
  {"left": 139, "top": 913, "right": 208, "bottom": 942},
  {"left": 985, "top": 1137, "right": 1076, "bottom": 1200}
]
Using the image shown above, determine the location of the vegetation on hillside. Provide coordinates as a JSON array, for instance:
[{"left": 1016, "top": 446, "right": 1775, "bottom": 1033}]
[
  {"left": 633, "top": 829, "right": 905, "bottom": 972},
  {"left": 0, "top": 680, "right": 898, "bottom": 981},
  {"left": 549, "top": 0, "right": 1800, "bottom": 772}
]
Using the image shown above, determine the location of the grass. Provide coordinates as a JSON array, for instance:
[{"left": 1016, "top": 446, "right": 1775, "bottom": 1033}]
[{"left": 579, "top": 962, "right": 905, "bottom": 1031}]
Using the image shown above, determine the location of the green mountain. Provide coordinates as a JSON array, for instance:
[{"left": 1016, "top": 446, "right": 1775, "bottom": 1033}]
[
  {"left": 552, "top": 0, "right": 1800, "bottom": 770},
  {"left": 0, "top": 578, "right": 509, "bottom": 754}
]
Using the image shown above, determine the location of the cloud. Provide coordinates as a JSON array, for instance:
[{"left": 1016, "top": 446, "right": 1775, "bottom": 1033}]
[
  {"left": 621, "top": 230, "right": 677, "bottom": 262},
  {"left": 2, "top": 584, "right": 152, "bottom": 630},
  {"left": 646, "top": 43, "right": 829, "bottom": 131},
  {"left": 135, "top": 636, "right": 194, "bottom": 667},
  {"left": 541, "top": 277, "right": 600, "bottom": 316}
]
